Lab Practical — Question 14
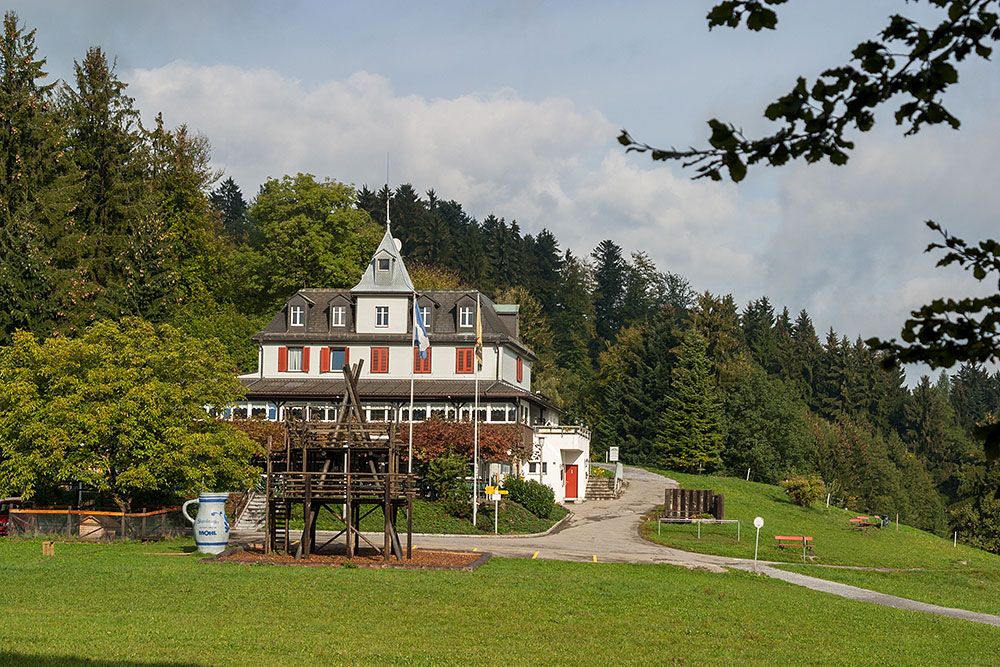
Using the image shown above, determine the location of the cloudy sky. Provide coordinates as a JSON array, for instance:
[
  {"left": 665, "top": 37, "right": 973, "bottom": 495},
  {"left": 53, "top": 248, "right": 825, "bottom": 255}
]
[{"left": 11, "top": 1, "right": 999, "bottom": 382}]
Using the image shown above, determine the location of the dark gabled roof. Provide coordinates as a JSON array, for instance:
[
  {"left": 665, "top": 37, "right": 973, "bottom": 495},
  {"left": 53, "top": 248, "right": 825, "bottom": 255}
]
[
  {"left": 240, "top": 376, "right": 551, "bottom": 407},
  {"left": 253, "top": 289, "right": 533, "bottom": 358}
]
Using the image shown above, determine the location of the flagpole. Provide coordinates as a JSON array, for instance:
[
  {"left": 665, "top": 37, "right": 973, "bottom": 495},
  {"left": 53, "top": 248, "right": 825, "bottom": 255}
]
[
  {"left": 473, "top": 293, "right": 481, "bottom": 528},
  {"left": 408, "top": 293, "right": 416, "bottom": 474}
]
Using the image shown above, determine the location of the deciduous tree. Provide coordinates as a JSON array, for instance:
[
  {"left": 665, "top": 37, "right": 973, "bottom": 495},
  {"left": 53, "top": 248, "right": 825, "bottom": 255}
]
[{"left": 0, "top": 318, "right": 260, "bottom": 511}]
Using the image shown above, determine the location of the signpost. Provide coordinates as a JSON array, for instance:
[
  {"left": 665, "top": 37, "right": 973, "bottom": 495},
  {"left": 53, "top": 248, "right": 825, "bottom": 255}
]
[
  {"left": 608, "top": 447, "right": 619, "bottom": 463},
  {"left": 485, "top": 486, "right": 508, "bottom": 534},
  {"left": 753, "top": 516, "right": 764, "bottom": 573}
]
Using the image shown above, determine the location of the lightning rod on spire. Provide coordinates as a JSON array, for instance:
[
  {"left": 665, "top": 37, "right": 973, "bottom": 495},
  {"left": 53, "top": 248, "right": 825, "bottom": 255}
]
[{"left": 385, "top": 152, "right": 391, "bottom": 234}]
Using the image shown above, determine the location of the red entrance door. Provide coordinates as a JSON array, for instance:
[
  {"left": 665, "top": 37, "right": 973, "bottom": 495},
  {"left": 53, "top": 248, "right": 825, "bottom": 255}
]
[{"left": 565, "top": 464, "right": 578, "bottom": 500}]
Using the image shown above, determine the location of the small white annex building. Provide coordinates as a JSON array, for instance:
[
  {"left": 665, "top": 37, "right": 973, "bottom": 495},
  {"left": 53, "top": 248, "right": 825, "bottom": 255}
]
[{"left": 237, "top": 225, "right": 591, "bottom": 504}]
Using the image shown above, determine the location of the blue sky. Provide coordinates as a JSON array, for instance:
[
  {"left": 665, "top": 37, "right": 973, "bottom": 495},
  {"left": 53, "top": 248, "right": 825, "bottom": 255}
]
[{"left": 11, "top": 1, "right": 1000, "bottom": 382}]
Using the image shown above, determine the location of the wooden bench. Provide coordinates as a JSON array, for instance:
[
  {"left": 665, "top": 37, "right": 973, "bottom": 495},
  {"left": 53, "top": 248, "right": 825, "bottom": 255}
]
[{"left": 775, "top": 535, "right": 813, "bottom": 549}]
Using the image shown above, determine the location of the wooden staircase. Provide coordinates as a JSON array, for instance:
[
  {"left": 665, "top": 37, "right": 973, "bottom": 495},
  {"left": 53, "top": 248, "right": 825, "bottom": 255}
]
[{"left": 233, "top": 491, "right": 267, "bottom": 532}]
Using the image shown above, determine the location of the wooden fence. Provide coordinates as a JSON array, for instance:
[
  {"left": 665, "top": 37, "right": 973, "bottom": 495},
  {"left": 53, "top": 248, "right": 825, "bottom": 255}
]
[{"left": 663, "top": 489, "right": 725, "bottom": 520}]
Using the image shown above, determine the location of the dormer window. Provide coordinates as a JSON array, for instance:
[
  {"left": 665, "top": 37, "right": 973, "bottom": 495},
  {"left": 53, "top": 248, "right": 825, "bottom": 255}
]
[
  {"left": 331, "top": 306, "right": 346, "bottom": 327},
  {"left": 459, "top": 306, "right": 473, "bottom": 328},
  {"left": 290, "top": 305, "right": 304, "bottom": 327},
  {"left": 377, "top": 258, "right": 390, "bottom": 272},
  {"left": 375, "top": 306, "right": 389, "bottom": 328},
  {"left": 419, "top": 306, "right": 430, "bottom": 328}
]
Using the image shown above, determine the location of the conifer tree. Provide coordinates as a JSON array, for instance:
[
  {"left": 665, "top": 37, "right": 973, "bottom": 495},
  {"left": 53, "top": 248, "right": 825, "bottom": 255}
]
[
  {"left": 61, "top": 46, "right": 167, "bottom": 325},
  {"left": 950, "top": 364, "right": 1000, "bottom": 432},
  {"left": 148, "top": 120, "right": 229, "bottom": 305},
  {"left": 790, "top": 309, "right": 823, "bottom": 407},
  {"left": 690, "top": 291, "right": 742, "bottom": 386},
  {"left": 527, "top": 228, "right": 562, "bottom": 311},
  {"left": 388, "top": 184, "right": 429, "bottom": 262},
  {"left": 0, "top": 12, "right": 78, "bottom": 343},
  {"left": 552, "top": 250, "right": 594, "bottom": 376},
  {"left": 210, "top": 177, "right": 250, "bottom": 241},
  {"left": 905, "top": 375, "right": 977, "bottom": 498},
  {"left": 590, "top": 239, "right": 626, "bottom": 348},
  {"left": 741, "top": 296, "right": 777, "bottom": 372},
  {"left": 655, "top": 328, "right": 723, "bottom": 471}
]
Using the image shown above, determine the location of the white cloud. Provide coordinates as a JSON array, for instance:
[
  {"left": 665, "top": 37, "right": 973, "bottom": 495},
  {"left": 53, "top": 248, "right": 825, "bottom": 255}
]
[
  {"left": 127, "top": 61, "right": 1000, "bottom": 387},
  {"left": 127, "top": 61, "right": 778, "bottom": 296},
  {"left": 758, "top": 121, "right": 1000, "bottom": 350}
]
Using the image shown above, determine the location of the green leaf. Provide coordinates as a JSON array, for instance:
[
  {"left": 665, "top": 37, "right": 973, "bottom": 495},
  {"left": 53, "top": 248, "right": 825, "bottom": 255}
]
[{"left": 727, "top": 156, "right": 747, "bottom": 182}]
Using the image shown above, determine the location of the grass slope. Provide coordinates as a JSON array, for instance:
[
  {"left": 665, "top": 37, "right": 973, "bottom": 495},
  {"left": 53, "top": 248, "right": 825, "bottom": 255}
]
[
  {"left": 644, "top": 468, "right": 1000, "bottom": 614},
  {"left": 2, "top": 538, "right": 999, "bottom": 665}
]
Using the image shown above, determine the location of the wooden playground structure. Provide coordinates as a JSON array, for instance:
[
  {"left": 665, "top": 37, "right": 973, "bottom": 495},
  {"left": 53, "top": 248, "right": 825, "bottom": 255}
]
[{"left": 263, "top": 361, "right": 419, "bottom": 561}]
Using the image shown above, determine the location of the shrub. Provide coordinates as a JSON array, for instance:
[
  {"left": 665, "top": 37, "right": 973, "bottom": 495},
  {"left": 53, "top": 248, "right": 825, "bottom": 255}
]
[
  {"left": 422, "top": 451, "right": 471, "bottom": 519},
  {"left": 502, "top": 477, "right": 556, "bottom": 519},
  {"left": 441, "top": 486, "right": 471, "bottom": 520},
  {"left": 423, "top": 451, "right": 468, "bottom": 500},
  {"left": 780, "top": 475, "right": 827, "bottom": 507}
]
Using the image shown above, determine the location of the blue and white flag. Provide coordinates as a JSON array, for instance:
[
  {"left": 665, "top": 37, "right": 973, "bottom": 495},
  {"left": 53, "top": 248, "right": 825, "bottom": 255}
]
[{"left": 414, "top": 300, "right": 430, "bottom": 359}]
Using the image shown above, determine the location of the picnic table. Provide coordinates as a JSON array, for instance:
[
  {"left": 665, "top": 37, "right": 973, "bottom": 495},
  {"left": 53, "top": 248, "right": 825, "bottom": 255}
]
[{"left": 849, "top": 516, "right": 882, "bottom": 531}]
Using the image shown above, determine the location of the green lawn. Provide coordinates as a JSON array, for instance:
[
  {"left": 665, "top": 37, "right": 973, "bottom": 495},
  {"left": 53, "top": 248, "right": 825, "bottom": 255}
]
[
  {"left": 285, "top": 498, "right": 568, "bottom": 535},
  {"left": 642, "top": 469, "right": 991, "bottom": 568},
  {"left": 2, "top": 538, "right": 999, "bottom": 665},
  {"left": 642, "top": 468, "right": 1000, "bottom": 615},
  {"left": 775, "top": 565, "right": 1000, "bottom": 616}
]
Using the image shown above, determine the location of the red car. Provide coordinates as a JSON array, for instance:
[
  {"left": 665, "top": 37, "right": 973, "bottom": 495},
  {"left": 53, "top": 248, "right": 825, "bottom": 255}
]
[{"left": 0, "top": 497, "right": 21, "bottom": 536}]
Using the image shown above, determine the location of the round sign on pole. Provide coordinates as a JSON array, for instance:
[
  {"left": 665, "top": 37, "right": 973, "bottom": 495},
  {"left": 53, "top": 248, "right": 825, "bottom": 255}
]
[{"left": 752, "top": 517, "right": 764, "bottom": 572}]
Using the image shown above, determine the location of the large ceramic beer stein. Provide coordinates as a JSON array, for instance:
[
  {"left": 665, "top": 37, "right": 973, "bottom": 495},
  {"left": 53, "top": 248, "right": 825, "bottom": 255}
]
[{"left": 182, "top": 492, "right": 231, "bottom": 554}]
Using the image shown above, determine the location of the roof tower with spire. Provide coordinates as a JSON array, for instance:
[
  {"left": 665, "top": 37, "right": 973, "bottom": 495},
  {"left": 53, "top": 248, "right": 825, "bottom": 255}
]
[{"left": 351, "top": 224, "right": 414, "bottom": 293}]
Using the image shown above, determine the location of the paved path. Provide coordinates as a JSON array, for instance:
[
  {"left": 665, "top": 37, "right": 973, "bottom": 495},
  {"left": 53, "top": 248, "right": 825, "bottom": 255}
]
[
  {"left": 235, "top": 465, "right": 1000, "bottom": 626},
  {"left": 408, "top": 466, "right": 736, "bottom": 572},
  {"left": 730, "top": 563, "right": 1000, "bottom": 626}
]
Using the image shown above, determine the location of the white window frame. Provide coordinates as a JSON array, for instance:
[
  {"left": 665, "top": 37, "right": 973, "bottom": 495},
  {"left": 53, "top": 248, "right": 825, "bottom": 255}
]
[
  {"left": 290, "top": 305, "right": 304, "bottom": 327},
  {"left": 377, "top": 257, "right": 390, "bottom": 272},
  {"left": 419, "top": 306, "right": 430, "bottom": 328},
  {"left": 287, "top": 347, "right": 304, "bottom": 372},
  {"left": 375, "top": 306, "right": 389, "bottom": 328},
  {"left": 331, "top": 305, "right": 346, "bottom": 327},
  {"left": 459, "top": 305, "right": 473, "bottom": 328}
]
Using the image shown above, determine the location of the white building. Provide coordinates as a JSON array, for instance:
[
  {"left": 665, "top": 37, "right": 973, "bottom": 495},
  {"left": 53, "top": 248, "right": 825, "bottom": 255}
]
[{"left": 237, "top": 226, "right": 591, "bottom": 503}]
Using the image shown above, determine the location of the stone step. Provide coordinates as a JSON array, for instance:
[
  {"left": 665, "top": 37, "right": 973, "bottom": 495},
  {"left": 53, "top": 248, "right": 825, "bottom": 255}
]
[{"left": 585, "top": 477, "right": 622, "bottom": 500}]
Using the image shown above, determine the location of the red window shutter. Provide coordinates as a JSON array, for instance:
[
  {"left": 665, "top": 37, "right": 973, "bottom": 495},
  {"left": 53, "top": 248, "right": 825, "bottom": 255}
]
[
  {"left": 320, "top": 347, "right": 330, "bottom": 373},
  {"left": 302, "top": 347, "right": 311, "bottom": 373},
  {"left": 517, "top": 356, "right": 523, "bottom": 383},
  {"left": 457, "top": 348, "right": 473, "bottom": 373},
  {"left": 414, "top": 348, "right": 431, "bottom": 373},
  {"left": 278, "top": 346, "right": 288, "bottom": 372},
  {"left": 372, "top": 347, "right": 389, "bottom": 373},
  {"left": 345, "top": 347, "right": 350, "bottom": 365}
]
